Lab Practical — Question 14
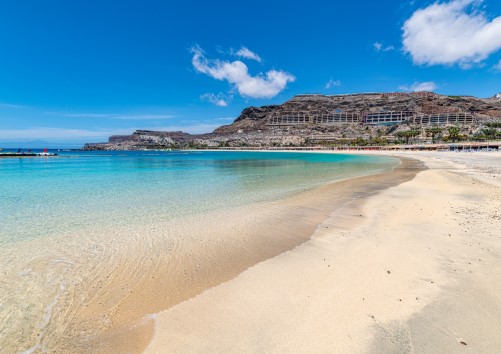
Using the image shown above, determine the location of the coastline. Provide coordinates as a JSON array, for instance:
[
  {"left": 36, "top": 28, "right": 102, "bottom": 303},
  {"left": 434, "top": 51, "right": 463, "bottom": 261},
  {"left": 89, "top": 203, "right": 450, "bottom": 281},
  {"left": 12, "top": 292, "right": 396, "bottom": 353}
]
[
  {"left": 93, "top": 156, "right": 421, "bottom": 354},
  {"left": 144, "top": 151, "right": 501, "bottom": 353},
  {"left": 6, "top": 150, "right": 500, "bottom": 353},
  {"left": 98, "top": 156, "right": 418, "bottom": 354},
  {"left": 1, "top": 153, "right": 413, "bottom": 353},
  {"left": 5, "top": 2, "right": 501, "bottom": 352}
]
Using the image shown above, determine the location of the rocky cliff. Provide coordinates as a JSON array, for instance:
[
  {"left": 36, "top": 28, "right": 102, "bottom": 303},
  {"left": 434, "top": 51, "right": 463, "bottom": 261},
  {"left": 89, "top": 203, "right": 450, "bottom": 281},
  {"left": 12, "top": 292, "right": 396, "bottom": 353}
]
[
  {"left": 84, "top": 92, "right": 501, "bottom": 150},
  {"left": 214, "top": 92, "right": 501, "bottom": 134}
]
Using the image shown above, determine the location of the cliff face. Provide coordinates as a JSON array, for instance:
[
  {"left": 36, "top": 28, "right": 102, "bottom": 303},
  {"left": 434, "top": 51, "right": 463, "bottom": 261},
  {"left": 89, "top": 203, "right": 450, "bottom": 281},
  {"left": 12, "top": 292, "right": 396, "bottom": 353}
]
[
  {"left": 214, "top": 92, "right": 501, "bottom": 134},
  {"left": 85, "top": 130, "right": 207, "bottom": 150},
  {"left": 84, "top": 92, "right": 501, "bottom": 150}
]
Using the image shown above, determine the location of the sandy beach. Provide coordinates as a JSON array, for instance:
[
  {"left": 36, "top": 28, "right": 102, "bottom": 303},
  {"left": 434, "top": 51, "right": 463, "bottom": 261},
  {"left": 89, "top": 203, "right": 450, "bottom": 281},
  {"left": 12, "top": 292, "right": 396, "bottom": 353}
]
[
  {"left": 144, "top": 151, "right": 501, "bottom": 353},
  {"left": 4, "top": 1, "right": 501, "bottom": 352},
  {"left": 3, "top": 151, "right": 500, "bottom": 353},
  {"left": 0, "top": 153, "right": 407, "bottom": 354},
  {"left": 85, "top": 155, "right": 415, "bottom": 354}
]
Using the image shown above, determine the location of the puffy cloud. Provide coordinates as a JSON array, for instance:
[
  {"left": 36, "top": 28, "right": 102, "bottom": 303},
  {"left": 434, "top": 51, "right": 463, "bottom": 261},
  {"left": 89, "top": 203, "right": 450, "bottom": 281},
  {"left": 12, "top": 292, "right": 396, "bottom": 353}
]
[
  {"left": 235, "top": 47, "right": 262, "bottom": 62},
  {"left": 191, "top": 46, "right": 295, "bottom": 99},
  {"left": 200, "top": 93, "right": 232, "bottom": 107},
  {"left": 403, "top": 0, "right": 501, "bottom": 67},
  {"left": 399, "top": 81, "right": 438, "bottom": 92},
  {"left": 325, "top": 79, "right": 341, "bottom": 89}
]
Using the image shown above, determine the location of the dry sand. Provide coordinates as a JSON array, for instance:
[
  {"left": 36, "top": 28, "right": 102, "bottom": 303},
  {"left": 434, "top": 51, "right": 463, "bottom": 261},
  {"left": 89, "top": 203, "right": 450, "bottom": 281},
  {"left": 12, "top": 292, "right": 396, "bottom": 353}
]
[
  {"left": 144, "top": 151, "right": 501, "bottom": 353},
  {"left": 90, "top": 157, "right": 416, "bottom": 354},
  {"left": 1, "top": 154, "right": 413, "bottom": 353}
]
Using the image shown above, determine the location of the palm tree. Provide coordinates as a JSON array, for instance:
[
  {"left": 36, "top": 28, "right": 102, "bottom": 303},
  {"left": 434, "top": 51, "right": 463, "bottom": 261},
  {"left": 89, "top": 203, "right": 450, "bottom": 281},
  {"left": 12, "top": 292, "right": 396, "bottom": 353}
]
[
  {"left": 409, "top": 129, "right": 421, "bottom": 141},
  {"left": 397, "top": 129, "right": 420, "bottom": 144},
  {"left": 482, "top": 128, "right": 497, "bottom": 140},
  {"left": 425, "top": 127, "right": 443, "bottom": 143},
  {"left": 447, "top": 126, "right": 461, "bottom": 143}
]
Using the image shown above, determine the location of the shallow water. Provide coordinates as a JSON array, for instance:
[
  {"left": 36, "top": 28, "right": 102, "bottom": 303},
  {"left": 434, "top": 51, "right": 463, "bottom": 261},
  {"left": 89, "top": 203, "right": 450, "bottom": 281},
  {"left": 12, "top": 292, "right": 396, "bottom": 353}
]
[
  {"left": 0, "top": 151, "right": 398, "bottom": 352},
  {"left": 0, "top": 151, "right": 397, "bottom": 245}
]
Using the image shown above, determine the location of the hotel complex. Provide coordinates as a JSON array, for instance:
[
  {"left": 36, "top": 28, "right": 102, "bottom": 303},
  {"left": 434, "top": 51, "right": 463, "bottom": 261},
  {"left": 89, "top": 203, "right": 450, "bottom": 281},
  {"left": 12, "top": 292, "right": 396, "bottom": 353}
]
[
  {"left": 267, "top": 92, "right": 479, "bottom": 127},
  {"left": 268, "top": 111, "right": 475, "bottom": 126}
]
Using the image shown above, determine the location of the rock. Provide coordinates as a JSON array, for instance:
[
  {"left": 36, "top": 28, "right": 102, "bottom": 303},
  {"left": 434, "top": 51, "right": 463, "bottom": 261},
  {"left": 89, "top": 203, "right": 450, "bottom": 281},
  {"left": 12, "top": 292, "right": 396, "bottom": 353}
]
[{"left": 83, "top": 92, "right": 501, "bottom": 150}]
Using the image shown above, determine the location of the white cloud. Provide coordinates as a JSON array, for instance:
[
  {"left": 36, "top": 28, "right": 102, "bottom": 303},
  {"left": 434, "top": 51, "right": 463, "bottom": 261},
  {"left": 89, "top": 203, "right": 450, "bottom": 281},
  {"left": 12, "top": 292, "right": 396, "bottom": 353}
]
[
  {"left": 493, "top": 59, "right": 501, "bottom": 72},
  {"left": 147, "top": 123, "right": 222, "bottom": 134},
  {"left": 0, "top": 102, "right": 25, "bottom": 108},
  {"left": 200, "top": 93, "right": 232, "bottom": 107},
  {"left": 0, "top": 127, "right": 125, "bottom": 141},
  {"left": 373, "top": 42, "right": 395, "bottom": 52},
  {"left": 60, "top": 113, "right": 174, "bottom": 120},
  {"left": 0, "top": 122, "right": 223, "bottom": 142},
  {"left": 325, "top": 79, "right": 341, "bottom": 89},
  {"left": 213, "top": 117, "right": 235, "bottom": 122},
  {"left": 235, "top": 47, "right": 262, "bottom": 62},
  {"left": 403, "top": 0, "right": 501, "bottom": 67},
  {"left": 191, "top": 46, "right": 295, "bottom": 99},
  {"left": 399, "top": 81, "right": 438, "bottom": 92}
]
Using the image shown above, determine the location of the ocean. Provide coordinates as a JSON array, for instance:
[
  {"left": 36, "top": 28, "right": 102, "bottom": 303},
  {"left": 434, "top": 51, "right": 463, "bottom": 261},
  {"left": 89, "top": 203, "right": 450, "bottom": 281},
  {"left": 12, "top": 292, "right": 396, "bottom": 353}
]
[{"left": 0, "top": 150, "right": 398, "bottom": 352}]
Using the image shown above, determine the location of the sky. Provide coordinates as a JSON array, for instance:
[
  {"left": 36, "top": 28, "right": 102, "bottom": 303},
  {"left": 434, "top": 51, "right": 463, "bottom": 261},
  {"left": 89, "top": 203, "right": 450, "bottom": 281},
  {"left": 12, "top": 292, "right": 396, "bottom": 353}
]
[{"left": 0, "top": 0, "right": 500, "bottom": 147}]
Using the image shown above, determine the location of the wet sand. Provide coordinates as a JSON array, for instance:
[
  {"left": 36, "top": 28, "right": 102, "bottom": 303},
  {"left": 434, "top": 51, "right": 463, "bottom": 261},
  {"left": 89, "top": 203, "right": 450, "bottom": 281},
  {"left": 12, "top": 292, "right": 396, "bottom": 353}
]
[
  {"left": 2, "top": 156, "right": 415, "bottom": 353},
  {"left": 92, "top": 158, "right": 421, "bottom": 354},
  {"left": 144, "top": 152, "right": 501, "bottom": 353}
]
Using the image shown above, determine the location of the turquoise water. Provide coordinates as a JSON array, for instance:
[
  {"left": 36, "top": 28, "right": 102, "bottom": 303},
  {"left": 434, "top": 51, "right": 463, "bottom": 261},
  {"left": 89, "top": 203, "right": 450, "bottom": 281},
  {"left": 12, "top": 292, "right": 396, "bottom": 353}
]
[
  {"left": 0, "top": 150, "right": 399, "bottom": 353},
  {"left": 0, "top": 151, "right": 398, "bottom": 246}
]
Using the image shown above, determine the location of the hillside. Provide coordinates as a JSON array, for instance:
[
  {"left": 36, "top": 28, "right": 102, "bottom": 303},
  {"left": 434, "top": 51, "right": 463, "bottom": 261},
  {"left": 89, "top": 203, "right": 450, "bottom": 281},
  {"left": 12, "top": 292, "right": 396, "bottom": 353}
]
[{"left": 84, "top": 92, "right": 501, "bottom": 150}]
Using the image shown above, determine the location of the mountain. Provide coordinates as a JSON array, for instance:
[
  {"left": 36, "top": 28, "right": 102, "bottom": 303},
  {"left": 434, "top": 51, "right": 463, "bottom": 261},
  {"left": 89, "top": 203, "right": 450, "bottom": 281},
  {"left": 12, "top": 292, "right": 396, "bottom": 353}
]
[{"left": 84, "top": 92, "right": 501, "bottom": 150}]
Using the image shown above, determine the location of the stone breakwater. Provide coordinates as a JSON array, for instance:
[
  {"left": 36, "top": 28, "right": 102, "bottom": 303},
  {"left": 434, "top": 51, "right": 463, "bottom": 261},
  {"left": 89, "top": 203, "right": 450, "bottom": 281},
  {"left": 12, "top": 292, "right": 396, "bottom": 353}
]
[{"left": 84, "top": 92, "right": 501, "bottom": 151}]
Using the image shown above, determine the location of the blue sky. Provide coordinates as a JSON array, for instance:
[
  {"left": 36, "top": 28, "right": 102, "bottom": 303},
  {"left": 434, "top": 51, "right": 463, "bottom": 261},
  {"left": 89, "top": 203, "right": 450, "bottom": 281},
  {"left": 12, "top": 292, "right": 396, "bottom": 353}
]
[{"left": 0, "top": 0, "right": 500, "bottom": 147}]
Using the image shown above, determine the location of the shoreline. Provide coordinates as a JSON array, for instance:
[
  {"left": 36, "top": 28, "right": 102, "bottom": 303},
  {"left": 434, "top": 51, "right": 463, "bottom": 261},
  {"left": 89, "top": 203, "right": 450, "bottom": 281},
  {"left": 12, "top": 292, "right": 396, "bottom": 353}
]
[
  {"left": 108, "top": 156, "right": 421, "bottom": 354},
  {"left": 144, "top": 151, "right": 501, "bottom": 353},
  {"left": 94, "top": 156, "right": 422, "bottom": 354},
  {"left": 7, "top": 150, "right": 499, "bottom": 352},
  {"left": 1, "top": 152, "right": 414, "bottom": 353}
]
